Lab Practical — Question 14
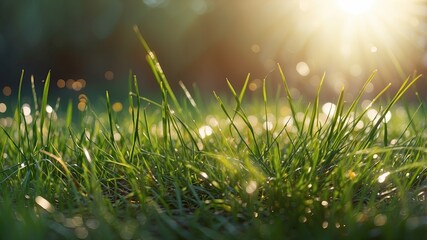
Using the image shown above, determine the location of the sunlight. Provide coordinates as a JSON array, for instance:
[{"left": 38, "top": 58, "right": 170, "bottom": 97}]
[
  {"left": 264, "top": 0, "right": 426, "bottom": 90},
  {"left": 338, "top": 0, "right": 375, "bottom": 15}
]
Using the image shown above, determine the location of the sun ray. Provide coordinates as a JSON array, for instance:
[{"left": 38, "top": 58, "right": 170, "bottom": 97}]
[{"left": 251, "top": 0, "right": 427, "bottom": 94}]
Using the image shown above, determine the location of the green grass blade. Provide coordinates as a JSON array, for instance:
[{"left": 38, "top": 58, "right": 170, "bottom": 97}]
[
  {"left": 105, "top": 91, "right": 116, "bottom": 144},
  {"left": 277, "top": 63, "right": 300, "bottom": 133},
  {"left": 39, "top": 71, "right": 51, "bottom": 147}
]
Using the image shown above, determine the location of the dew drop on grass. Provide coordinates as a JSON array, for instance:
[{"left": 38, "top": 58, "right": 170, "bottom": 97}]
[
  {"left": 83, "top": 148, "right": 92, "bottom": 163},
  {"left": 19, "top": 163, "right": 26, "bottom": 169},
  {"left": 246, "top": 180, "right": 257, "bottom": 194},
  {"left": 35, "top": 196, "right": 55, "bottom": 213},
  {"left": 321, "top": 201, "right": 329, "bottom": 207},
  {"left": 200, "top": 172, "right": 208, "bottom": 179},
  {"left": 322, "top": 221, "right": 329, "bottom": 229},
  {"left": 378, "top": 172, "right": 390, "bottom": 183},
  {"left": 299, "top": 216, "right": 308, "bottom": 223}
]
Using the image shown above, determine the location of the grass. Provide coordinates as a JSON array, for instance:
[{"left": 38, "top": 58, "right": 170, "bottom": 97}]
[{"left": 1, "top": 32, "right": 427, "bottom": 239}]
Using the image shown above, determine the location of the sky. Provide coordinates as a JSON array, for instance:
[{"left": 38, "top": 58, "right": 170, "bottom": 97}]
[{"left": 1, "top": 0, "right": 427, "bottom": 104}]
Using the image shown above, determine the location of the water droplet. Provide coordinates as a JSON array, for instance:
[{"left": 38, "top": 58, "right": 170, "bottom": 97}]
[
  {"left": 299, "top": 216, "right": 308, "bottom": 223},
  {"left": 246, "top": 180, "right": 257, "bottom": 194},
  {"left": 378, "top": 172, "right": 390, "bottom": 183},
  {"left": 321, "top": 201, "right": 329, "bottom": 207},
  {"left": 200, "top": 172, "right": 208, "bottom": 179},
  {"left": 322, "top": 221, "right": 329, "bottom": 229},
  {"left": 35, "top": 196, "right": 55, "bottom": 213}
]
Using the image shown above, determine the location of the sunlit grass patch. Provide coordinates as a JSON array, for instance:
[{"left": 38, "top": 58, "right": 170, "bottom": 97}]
[{"left": 1, "top": 34, "right": 427, "bottom": 239}]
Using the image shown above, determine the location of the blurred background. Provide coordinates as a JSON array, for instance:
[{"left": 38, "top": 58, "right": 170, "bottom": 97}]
[{"left": 1, "top": 0, "right": 427, "bottom": 113}]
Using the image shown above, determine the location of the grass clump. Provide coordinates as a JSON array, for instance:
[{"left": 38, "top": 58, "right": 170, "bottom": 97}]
[{"left": 1, "top": 31, "right": 427, "bottom": 239}]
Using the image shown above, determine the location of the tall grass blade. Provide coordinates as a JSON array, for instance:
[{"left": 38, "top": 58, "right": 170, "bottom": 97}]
[
  {"left": 105, "top": 91, "right": 116, "bottom": 144},
  {"left": 30, "top": 75, "right": 39, "bottom": 112},
  {"left": 277, "top": 64, "right": 300, "bottom": 133},
  {"left": 39, "top": 71, "right": 51, "bottom": 147},
  {"left": 16, "top": 70, "right": 25, "bottom": 149},
  {"left": 134, "top": 25, "right": 181, "bottom": 112},
  {"left": 130, "top": 75, "right": 141, "bottom": 163}
]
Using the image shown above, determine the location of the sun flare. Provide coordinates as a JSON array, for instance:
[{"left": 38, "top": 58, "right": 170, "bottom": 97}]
[
  {"left": 257, "top": 0, "right": 427, "bottom": 93},
  {"left": 338, "top": 0, "right": 375, "bottom": 15}
]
